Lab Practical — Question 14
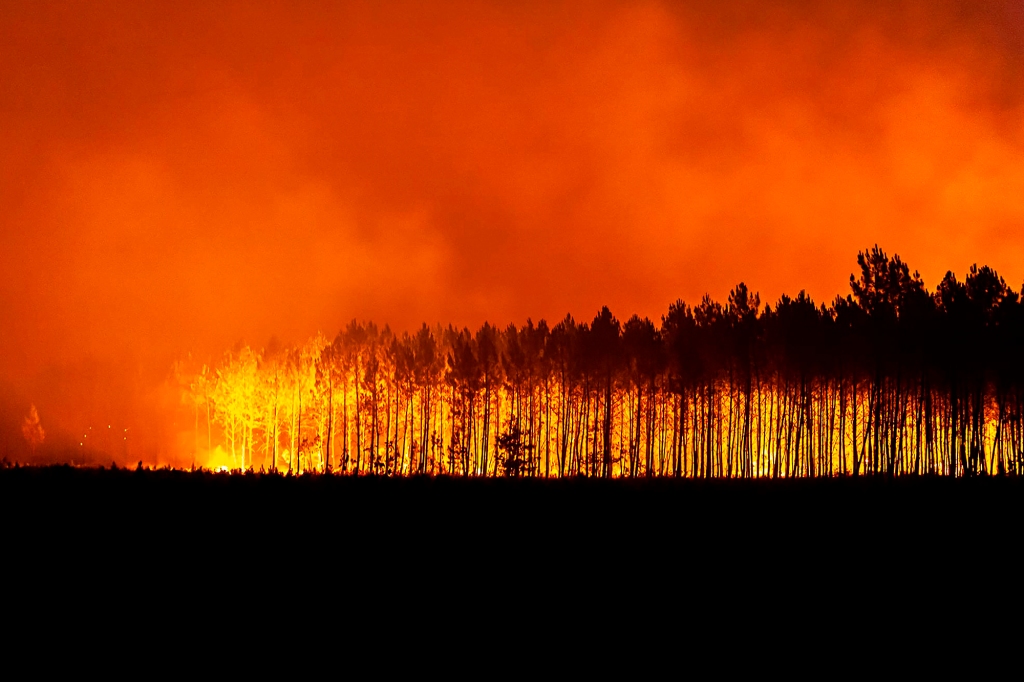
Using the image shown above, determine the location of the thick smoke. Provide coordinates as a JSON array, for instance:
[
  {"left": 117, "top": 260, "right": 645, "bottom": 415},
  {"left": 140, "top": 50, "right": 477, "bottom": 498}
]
[{"left": 1, "top": 0, "right": 1022, "bottom": 462}]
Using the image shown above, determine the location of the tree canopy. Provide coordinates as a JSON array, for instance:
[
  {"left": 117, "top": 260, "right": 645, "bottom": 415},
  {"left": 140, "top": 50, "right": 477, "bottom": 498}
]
[{"left": 177, "top": 248, "right": 1024, "bottom": 478}]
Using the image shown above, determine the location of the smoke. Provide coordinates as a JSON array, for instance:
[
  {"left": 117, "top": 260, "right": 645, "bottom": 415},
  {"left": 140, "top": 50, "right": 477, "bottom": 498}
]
[
  {"left": 21, "top": 404, "right": 44, "bottom": 451},
  {"left": 2, "top": 0, "right": 1023, "bottom": 461}
]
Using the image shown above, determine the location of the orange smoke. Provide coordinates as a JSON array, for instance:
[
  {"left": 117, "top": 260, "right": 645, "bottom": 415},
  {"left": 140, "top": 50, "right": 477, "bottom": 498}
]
[{"left": 1, "top": 1, "right": 1023, "bottom": 460}]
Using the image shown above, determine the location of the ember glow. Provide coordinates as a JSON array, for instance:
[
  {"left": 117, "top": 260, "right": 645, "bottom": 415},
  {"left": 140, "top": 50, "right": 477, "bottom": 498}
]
[{"left": 2, "top": 2, "right": 1024, "bottom": 468}]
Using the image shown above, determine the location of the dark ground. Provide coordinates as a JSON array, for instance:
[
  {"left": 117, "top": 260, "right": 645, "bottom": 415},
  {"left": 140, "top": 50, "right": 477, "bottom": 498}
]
[
  {"left": 3, "top": 466, "right": 1020, "bottom": 570},
  {"left": 1, "top": 467, "right": 1012, "bottom": 667},
  {"left": 4, "top": 466, "right": 1021, "bottom": 642}
]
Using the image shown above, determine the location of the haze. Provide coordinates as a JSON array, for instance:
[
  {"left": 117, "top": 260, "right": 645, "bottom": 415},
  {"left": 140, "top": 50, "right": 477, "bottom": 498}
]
[{"left": 2, "top": 0, "right": 1023, "bottom": 461}]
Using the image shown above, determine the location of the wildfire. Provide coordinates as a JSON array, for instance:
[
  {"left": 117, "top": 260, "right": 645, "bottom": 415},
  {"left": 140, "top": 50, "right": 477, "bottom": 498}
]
[{"left": 172, "top": 250, "right": 1024, "bottom": 479}]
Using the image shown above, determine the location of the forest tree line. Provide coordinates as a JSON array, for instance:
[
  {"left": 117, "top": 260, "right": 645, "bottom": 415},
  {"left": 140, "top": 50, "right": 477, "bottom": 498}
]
[{"left": 174, "top": 248, "right": 1024, "bottom": 478}]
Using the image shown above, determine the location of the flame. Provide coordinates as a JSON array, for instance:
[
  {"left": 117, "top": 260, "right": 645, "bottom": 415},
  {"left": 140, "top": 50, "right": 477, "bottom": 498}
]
[{"left": 202, "top": 445, "right": 234, "bottom": 472}]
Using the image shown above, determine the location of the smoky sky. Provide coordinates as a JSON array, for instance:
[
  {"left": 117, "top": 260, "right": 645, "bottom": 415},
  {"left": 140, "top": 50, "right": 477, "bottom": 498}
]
[{"left": 3, "top": 0, "right": 1024, "bottom": 394}]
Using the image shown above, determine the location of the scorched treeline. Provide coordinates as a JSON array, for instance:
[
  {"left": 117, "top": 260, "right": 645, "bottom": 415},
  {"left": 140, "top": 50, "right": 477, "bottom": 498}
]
[{"left": 175, "top": 248, "right": 1024, "bottom": 477}]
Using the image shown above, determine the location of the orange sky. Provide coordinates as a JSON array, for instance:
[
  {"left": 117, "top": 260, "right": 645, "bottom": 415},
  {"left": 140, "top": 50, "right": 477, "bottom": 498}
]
[{"left": 2, "top": 1, "right": 1024, "bottom": 453}]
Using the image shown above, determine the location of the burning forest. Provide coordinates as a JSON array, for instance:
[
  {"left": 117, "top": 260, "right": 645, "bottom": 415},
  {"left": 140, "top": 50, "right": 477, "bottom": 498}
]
[{"left": 172, "top": 248, "right": 1024, "bottom": 478}]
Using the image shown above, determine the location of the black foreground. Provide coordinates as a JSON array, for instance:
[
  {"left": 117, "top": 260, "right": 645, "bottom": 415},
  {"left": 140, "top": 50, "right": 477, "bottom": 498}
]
[{"left": 3, "top": 466, "right": 1021, "bottom": 573}]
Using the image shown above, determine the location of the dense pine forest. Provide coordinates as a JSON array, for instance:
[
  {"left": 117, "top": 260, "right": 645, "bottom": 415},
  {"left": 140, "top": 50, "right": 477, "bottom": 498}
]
[{"left": 175, "top": 248, "right": 1024, "bottom": 478}]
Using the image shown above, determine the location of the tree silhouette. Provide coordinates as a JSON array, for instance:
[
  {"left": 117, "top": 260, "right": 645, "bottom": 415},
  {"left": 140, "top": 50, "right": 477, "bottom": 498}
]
[
  {"left": 176, "top": 247, "right": 1024, "bottom": 479},
  {"left": 22, "top": 405, "right": 44, "bottom": 453}
]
